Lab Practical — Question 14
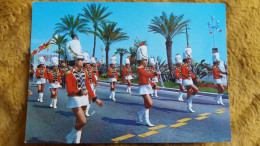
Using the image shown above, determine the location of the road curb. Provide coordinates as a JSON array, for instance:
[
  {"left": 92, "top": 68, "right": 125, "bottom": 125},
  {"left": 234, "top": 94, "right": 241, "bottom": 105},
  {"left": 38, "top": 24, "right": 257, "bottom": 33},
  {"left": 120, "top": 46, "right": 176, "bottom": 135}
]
[{"left": 98, "top": 80, "right": 229, "bottom": 99}]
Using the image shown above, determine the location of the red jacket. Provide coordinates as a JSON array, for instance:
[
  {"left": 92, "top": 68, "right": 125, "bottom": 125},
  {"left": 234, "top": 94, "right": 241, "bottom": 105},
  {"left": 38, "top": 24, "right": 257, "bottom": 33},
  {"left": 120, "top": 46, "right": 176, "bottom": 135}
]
[
  {"left": 48, "top": 70, "right": 61, "bottom": 84},
  {"left": 65, "top": 68, "right": 95, "bottom": 98},
  {"left": 122, "top": 66, "right": 133, "bottom": 83},
  {"left": 174, "top": 67, "right": 182, "bottom": 79},
  {"left": 36, "top": 68, "right": 48, "bottom": 79},
  {"left": 84, "top": 68, "right": 97, "bottom": 84},
  {"left": 212, "top": 66, "right": 225, "bottom": 79},
  {"left": 108, "top": 67, "right": 119, "bottom": 80},
  {"left": 137, "top": 67, "right": 155, "bottom": 86},
  {"left": 181, "top": 64, "right": 196, "bottom": 80}
]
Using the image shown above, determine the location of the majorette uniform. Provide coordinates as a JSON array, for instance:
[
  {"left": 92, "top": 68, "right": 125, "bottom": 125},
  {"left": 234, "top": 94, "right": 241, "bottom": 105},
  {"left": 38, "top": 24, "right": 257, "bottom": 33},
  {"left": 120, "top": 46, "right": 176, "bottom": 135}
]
[
  {"left": 136, "top": 43, "right": 155, "bottom": 127},
  {"left": 108, "top": 55, "right": 119, "bottom": 101},
  {"left": 175, "top": 53, "right": 184, "bottom": 101},
  {"left": 65, "top": 38, "right": 98, "bottom": 144},
  {"left": 35, "top": 56, "right": 48, "bottom": 102},
  {"left": 212, "top": 51, "right": 225, "bottom": 105},
  {"left": 123, "top": 58, "right": 133, "bottom": 93},
  {"left": 48, "top": 56, "right": 61, "bottom": 108},
  {"left": 91, "top": 57, "right": 99, "bottom": 81},
  {"left": 149, "top": 57, "right": 159, "bottom": 97},
  {"left": 182, "top": 47, "right": 196, "bottom": 113}
]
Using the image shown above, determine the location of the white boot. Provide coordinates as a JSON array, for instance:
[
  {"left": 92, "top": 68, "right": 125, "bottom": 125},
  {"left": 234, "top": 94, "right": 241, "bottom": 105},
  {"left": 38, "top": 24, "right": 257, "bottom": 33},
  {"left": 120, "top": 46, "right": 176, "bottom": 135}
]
[
  {"left": 40, "top": 93, "right": 43, "bottom": 102},
  {"left": 187, "top": 95, "right": 195, "bottom": 112},
  {"left": 112, "top": 91, "right": 116, "bottom": 101},
  {"left": 129, "top": 87, "right": 132, "bottom": 94},
  {"left": 49, "top": 98, "right": 54, "bottom": 107},
  {"left": 219, "top": 94, "right": 225, "bottom": 105},
  {"left": 178, "top": 92, "right": 183, "bottom": 102},
  {"left": 126, "top": 87, "right": 129, "bottom": 93},
  {"left": 66, "top": 128, "right": 78, "bottom": 144},
  {"left": 109, "top": 91, "right": 112, "bottom": 99},
  {"left": 144, "top": 109, "right": 154, "bottom": 127},
  {"left": 93, "top": 88, "right": 96, "bottom": 95},
  {"left": 53, "top": 99, "right": 57, "bottom": 108},
  {"left": 37, "top": 93, "right": 41, "bottom": 102},
  {"left": 137, "top": 107, "right": 146, "bottom": 123},
  {"left": 154, "top": 90, "right": 158, "bottom": 97},
  {"left": 85, "top": 104, "right": 90, "bottom": 116},
  {"left": 216, "top": 94, "right": 221, "bottom": 104},
  {"left": 73, "top": 130, "right": 82, "bottom": 144}
]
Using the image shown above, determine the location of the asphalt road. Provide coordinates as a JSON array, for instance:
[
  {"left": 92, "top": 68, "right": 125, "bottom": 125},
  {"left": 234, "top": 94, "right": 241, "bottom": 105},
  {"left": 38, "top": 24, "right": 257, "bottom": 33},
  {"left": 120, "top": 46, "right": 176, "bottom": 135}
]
[{"left": 25, "top": 81, "right": 231, "bottom": 143}]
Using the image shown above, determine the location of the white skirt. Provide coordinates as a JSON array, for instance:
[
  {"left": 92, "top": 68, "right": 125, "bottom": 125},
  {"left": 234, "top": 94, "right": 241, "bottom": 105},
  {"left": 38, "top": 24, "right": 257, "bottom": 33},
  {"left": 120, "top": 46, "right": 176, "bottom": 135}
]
[
  {"left": 175, "top": 79, "right": 182, "bottom": 84},
  {"left": 94, "top": 75, "right": 98, "bottom": 81},
  {"left": 67, "top": 95, "right": 90, "bottom": 108},
  {"left": 138, "top": 84, "right": 154, "bottom": 95},
  {"left": 152, "top": 77, "right": 158, "bottom": 83},
  {"left": 36, "top": 78, "right": 46, "bottom": 84},
  {"left": 214, "top": 79, "right": 222, "bottom": 84},
  {"left": 109, "top": 78, "right": 117, "bottom": 82},
  {"left": 49, "top": 83, "right": 61, "bottom": 88},
  {"left": 125, "top": 75, "right": 133, "bottom": 80},
  {"left": 91, "top": 83, "right": 95, "bottom": 91},
  {"left": 182, "top": 79, "right": 193, "bottom": 86}
]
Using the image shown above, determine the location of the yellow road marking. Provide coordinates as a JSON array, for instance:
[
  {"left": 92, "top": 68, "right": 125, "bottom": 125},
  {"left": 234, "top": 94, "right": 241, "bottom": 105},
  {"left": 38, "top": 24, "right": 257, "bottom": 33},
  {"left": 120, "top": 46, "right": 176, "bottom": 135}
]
[
  {"left": 177, "top": 118, "right": 192, "bottom": 123},
  {"left": 217, "top": 108, "right": 227, "bottom": 111},
  {"left": 199, "top": 113, "right": 212, "bottom": 116},
  {"left": 195, "top": 116, "right": 209, "bottom": 120},
  {"left": 216, "top": 111, "right": 225, "bottom": 114},
  {"left": 111, "top": 134, "right": 135, "bottom": 142},
  {"left": 148, "top": 125, "right": 167, "bottom": 131},
  {"left": 138, "top": 131, "right": 159, "bottom": 138},
  {"left": 170, "top": 122, "right": 187, "bottom": 128}
]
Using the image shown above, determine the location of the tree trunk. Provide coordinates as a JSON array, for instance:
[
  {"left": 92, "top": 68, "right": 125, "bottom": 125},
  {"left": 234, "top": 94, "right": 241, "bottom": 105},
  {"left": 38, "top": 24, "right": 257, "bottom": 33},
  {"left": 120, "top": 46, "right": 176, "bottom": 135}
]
[
  {"left": 165, "top": 40, "right": 174, "bottom": 72},
  {"left": 93, "top": 27, "right": 97, "bottom": 57},
  {"left": 58, "top": 46, "right": 61, "bottom": 65},
  {"left": 105, "top": 46, "right": 109, "bottom": 69},
  {"left": 120, "top": 54, "right": 123, "bottom": 68}
]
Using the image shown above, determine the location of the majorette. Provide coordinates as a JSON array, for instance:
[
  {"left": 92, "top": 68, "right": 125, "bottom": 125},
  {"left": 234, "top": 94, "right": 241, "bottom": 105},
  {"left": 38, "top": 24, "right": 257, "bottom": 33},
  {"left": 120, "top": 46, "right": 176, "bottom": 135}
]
[
  {"left": 122, "top": 57, "right": 133, "bottom": 94},
  {"left": 174, "top": 53, "right": 185, "bottom": 102},
  {"left": 182, "top": 47, "right": 199, "bottom": 113},
  {"left": 90, "top": 56, "right": 99, "bottom": 94},
  {"left": 136, "top": 42, "right": 161, "bottom": 127},
  {"left": 35, "top": 56, "right": 48, "bottom": 102},
  {"left": 48, "top": 56, "right": 61, "bottom": 109},
  {"left": 108, "top": 55, "right": 119, "bottom": 101},
  {"left": 212, "top": 51, "right": 227, "bottom": 105},
  {"left": 65, "top": 37, "right": 103, "bottom": 144},
  {"left": 149, "top": 57, "right": 159, "bottom": 97},
  {"left": 82, "top": 52, "right": 98, "bottom": 117}
]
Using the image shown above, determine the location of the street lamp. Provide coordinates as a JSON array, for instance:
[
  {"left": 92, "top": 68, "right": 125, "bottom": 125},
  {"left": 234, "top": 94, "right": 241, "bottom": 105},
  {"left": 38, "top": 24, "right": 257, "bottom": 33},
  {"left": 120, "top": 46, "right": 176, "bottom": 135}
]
[{"left": 208, "top": 16, "right": 222, "bottom": 52}]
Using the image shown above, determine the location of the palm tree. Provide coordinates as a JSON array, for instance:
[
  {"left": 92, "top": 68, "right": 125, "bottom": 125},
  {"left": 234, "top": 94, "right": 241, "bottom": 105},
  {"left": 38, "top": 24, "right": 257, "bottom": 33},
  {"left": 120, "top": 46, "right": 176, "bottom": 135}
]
[
  {"left": 148, "top": 12, "right": 190, "bottom": 72},
  {"left": 80, "top": 3, "right": 112, "bottom": 57},
  {"left": 115, "top": 48, "right": 128, "bottom": 68},
  {"left": 54, "top": 14, "right": 89, "bottom": 39},
  {"left": 95, "top": 22, "right": 129, "bottom": 68},
  {"left": 127, "top": 47, "right": 137, "bottom": 66},
  {"left": 53, "top": 35, "right": 68, "bottom": 65}
]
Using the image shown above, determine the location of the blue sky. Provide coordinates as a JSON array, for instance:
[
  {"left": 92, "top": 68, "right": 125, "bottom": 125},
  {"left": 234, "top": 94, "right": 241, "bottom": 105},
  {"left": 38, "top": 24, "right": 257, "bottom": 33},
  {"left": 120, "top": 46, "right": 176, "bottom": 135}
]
[{"left": 31, "top": 2, "right": 227, "bottom": 65}]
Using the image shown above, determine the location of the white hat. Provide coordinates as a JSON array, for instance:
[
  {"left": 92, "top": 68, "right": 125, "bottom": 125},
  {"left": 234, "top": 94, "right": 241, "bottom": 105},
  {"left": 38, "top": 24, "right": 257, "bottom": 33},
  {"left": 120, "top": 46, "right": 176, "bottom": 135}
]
[
  {"left": 51, "top": 56, "right": 59, "bottom": 66},
  {"left": 175, "top": 53, "right": 182, "bottom": 64},
  {"left": 91, "top": 57, "right": 96, "bottom": 64},
  {"left": 137, "top": 43, "right": 148, "bottom": 61},
  {"left": 82, "top": 52, "right": 91, "bottom": 63},
  {"left": 125, "top": 58, "right": 130, "bottom": 65},
  {"left": 212, "top": 51, "right": 220, "bottom": 63},
  {"left": 38, "top": 56, "right": 45, "bottom": 65},
  {"left": 183, "top": 47, "right": 192, "bottom": 59},
  {"left": 149, "top": 57, "right": 156, "bottom": 65},
  {"left": 110, "top": 55, "right": 116, "bottom": 64},
  {"left": 66, "top": 39, "right": 84, "bottom": 60}
]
